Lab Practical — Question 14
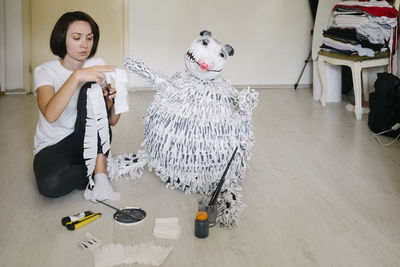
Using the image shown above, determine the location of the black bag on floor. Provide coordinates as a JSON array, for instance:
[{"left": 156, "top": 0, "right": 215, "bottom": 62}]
[{"left": 368, "top": 72, "right": 400, "bottom": 138}]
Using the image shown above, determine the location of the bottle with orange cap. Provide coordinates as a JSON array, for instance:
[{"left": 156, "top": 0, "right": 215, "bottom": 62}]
[{"left": 195, "top": 211, "right": 209, "bottom": 238}]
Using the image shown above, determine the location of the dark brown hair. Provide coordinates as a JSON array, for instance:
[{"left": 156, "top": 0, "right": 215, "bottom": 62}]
[{"left": 50, "top": 11, "right": 99, "bottom": 59}]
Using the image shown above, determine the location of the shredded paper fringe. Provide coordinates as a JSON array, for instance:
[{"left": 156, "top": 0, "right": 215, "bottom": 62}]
[{"left": 84, "top": 84, "right": 111, "bottom": 187}]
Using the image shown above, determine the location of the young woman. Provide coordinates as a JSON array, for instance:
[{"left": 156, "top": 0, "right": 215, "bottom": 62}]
[{"left": 33, "top": 11, "right": 120, "bottom": 200}]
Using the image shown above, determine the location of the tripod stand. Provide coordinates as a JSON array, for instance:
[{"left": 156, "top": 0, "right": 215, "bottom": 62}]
[
  {"left": 294, "top": 50, "right": 311, "bottom": 89},
  {"left": 294, "top": 0, "right": 318, "bottom": 90}
]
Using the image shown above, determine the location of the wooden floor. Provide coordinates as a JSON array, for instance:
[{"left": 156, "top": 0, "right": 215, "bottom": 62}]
[{"left": 1, "top": 88, "right": 400, "bottom": 267}]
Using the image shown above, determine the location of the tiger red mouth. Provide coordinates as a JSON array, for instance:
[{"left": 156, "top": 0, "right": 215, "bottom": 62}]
[{"left": 186, "top": 51, "right": 221, "bottom": 73}]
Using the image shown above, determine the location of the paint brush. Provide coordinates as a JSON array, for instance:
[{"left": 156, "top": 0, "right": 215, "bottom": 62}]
[
  {"left": 96, "top": 199, "right": 142, "bottom": 221},
  {"left": 208, "top": 146, "right": 238, "bottom": 207}
]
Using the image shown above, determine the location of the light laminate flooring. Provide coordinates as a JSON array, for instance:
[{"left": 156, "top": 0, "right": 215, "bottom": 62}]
[{"left": 1, "top": 88, "right": 400, "bottom": 267}]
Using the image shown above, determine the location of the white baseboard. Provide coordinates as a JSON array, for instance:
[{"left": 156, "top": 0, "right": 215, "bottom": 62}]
[
  {"left": 5, "top": 88, "right": 26, "bottom": 94},
  {"left": 235, "top": 84, "right": 312, "bottom": 89},
  {"left": 128, "top": 83, "right": 312, "bottom": 92}
]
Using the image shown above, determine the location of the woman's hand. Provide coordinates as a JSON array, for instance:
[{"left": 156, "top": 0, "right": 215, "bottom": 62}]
[
  {"left": 74, "top": 65, "right": 115, "bottom": 85},
  {"left": 37, "top": 65, "right": 116, "bottom": 123},
  {"left": 103, "top": 84, "right": 116, "bottom": 103},
  {"left": 102, "top": 84, "right": 120, "bottom": 126}
]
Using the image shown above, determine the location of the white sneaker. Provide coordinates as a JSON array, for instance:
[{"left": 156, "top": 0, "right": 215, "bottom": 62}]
[{"left": 84, "top": 173, "right": 120, "bottom": 202}]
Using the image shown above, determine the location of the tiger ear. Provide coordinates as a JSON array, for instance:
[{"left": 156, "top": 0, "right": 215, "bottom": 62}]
[
  {"left": 224, "top": 44, "right": 234, "bottom": 56},
  {"left": 200, "top": 30, "right": 212, "bottom": 37}
]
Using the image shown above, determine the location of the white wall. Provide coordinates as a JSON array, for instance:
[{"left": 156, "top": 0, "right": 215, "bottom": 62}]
[
  {"left": 3, "top": 0, "right": 314, "bottom": 91},
  {"left": 131, "top": 0, "right": 314, "bottom": 88},
  {"left": 0, "top": 0, "right": 5, "bottom": 91},
  {"left": 4, "top": 0, "right": 24, "bottom": 90}
]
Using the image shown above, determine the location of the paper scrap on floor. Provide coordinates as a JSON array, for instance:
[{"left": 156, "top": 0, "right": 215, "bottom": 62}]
[
  {"left": 153, "top": 217, "right": 181, "bottom": 240},
  {"left": 92, "top": 241, "right": 172, "bottom": 267}
]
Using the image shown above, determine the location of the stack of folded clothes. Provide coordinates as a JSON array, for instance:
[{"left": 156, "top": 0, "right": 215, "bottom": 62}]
[{"left": 320, "top": 0, "right": 399, "bottom": 57}]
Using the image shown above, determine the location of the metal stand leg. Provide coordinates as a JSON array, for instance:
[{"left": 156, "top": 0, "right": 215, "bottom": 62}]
[{"left": 294, "top": 50, "right": 312, "bottom": 90}]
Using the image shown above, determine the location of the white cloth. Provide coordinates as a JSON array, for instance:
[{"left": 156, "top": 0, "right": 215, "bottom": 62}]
[
  {"left": 105, "top": 68, "right": 129, "bottom": 114},
  {"left": 33, "top": 57, "right": 106, "bottom": 155},
  {"left": 84, "top": 173, "right": 120, "bottom": 202},
  {"left": 92, "top": 241, "right": 172, "bottom": 267},
  {"left": 332, "top": 14, "right": 394, "bottom": 44},
  {"left": 153, "top": 217, "right": 181, "bottom": 240}
]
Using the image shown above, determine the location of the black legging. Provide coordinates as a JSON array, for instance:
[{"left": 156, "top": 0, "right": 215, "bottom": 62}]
[{"left": 33, "top": 82, "right": 112, "bottom": 198}]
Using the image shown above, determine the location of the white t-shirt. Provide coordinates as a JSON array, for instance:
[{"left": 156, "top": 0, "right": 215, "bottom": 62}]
[{"left": 33, "top": 57, "right": 106, "bottom": 155}]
